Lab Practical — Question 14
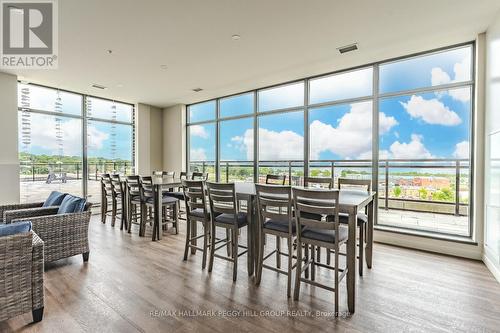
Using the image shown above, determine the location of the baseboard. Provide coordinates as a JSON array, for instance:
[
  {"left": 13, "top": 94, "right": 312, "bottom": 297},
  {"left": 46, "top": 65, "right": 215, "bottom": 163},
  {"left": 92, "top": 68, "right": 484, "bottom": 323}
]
[
  {"left": 483, "top": 248, "right": 500, "bottom": 284},
  {"left": 374, "top": 229, "right": 482, "bottom": 260}
]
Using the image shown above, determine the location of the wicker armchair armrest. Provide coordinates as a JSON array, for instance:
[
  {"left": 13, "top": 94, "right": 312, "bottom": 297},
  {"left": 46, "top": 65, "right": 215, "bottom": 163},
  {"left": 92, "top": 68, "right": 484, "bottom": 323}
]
[
  {"left": 0, "top": 202, "right": 44, "bottom": 222},
  {"left": 13, "top": 210, "right": 91, "bottom": 263},
  {"left": 4, "top": 206, "right": 59, "bottom": 224},
  {"left": 31, "top": 232, "right": 44, "bottom": 311}
]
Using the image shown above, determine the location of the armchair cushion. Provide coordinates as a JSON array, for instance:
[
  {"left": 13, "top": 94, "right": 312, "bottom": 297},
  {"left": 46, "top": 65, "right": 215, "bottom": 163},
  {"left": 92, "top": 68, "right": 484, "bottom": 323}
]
[
  {"left": 57, "top": 195, "right": 87, "bottom": 214},
  {"left": 0, "top": 221, "right": 32, "bottom": 237},
  {"left": 43, "top": 191, "right": 67, "bottom": 207}
]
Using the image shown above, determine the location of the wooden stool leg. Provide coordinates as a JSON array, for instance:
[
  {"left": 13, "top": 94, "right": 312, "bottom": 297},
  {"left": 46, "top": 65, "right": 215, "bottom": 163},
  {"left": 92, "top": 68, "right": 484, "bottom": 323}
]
[
  {"left": 276, "top": 236, "right": 281, "bottom": 269},
  {"left": 256, "top": 229, "right": 264, "bottom": 285},
  {"left": 232, "top": 228, "right": 238, "bottom": 282},
  {"left": 359, "top": 225, "right": 364, "bottom": 276},
  {"left": 287, "top": 237, "right": 293, "bottom": 298},
  {"left": 311, "top": 244, "right": 316, "bottom": 281},
  {"left": 111, "top": 196, "right": 117, "bottom": 227},
  {"left": 202, "top": 222, "right": 209, "bottom": 269},
  {"left": 208, "top": 224, "right": 216, "bottom": 272},
  {"left": 293, "top": 239, "right": 303, "bottom": 300},
  {"left": 183, "top": 217, "right": 191, "bottom": 261},
  {"left": 304, "top": 244, "right": 309, "bottom": 279}
]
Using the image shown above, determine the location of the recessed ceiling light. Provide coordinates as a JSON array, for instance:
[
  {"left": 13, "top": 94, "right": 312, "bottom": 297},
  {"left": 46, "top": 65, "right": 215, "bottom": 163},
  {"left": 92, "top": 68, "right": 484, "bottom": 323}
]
[
  {"left": 107, "top": 49, "right": 113, "bottom": 54},
  {"left": 231, "top": 34, "right": 241, "bottom": 40},
  {"left": 160, "top": 64, "right": 168, "bottom": 70},
  {"left": 92, "top": 84, "right": 107, "bottom": 90},
  {"left": 337, "top": 43, "right": 358, "bottom": 54},
  {"left": 192, "top": 88, "right": 203, "bottom": 92}
]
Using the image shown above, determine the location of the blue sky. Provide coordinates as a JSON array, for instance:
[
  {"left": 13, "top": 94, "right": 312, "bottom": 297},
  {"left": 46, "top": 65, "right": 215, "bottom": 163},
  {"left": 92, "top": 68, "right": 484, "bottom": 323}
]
[{"left": 189, "top": 46, "right": 472, "bottom": 163}]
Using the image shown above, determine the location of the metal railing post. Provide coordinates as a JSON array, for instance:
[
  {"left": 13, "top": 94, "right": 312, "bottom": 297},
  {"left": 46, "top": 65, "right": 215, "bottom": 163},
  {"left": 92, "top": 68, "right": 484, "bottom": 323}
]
[
  {"left": 455, "top": 160, "right": 460, "bottom": 216},
  {"left": 331, "top": 162, "right": 335, "bottom": 187},
  {"left": 32, "top": 163, "right": 35, "bottom": 181},
  {"left": 288, "top": 161, "right": 292, "bottom": 185},
  {"left": 226, "top": 162, "right": 229, "bottom": 183},
  {"left": 76, "top": 163, "right": 79, "bottom": 179},
  {"left": 385, "top": 160, "right": 389, "bottom": 210}
]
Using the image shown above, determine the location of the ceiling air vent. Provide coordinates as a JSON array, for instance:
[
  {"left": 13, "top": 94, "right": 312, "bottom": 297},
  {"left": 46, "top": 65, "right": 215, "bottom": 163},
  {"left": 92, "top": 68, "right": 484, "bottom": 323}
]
[
  {"left": 337, "top": 43, "right": 358, "bottom": 54},
  {"left": 192, "top": 88, "right": 203, "bottom": 92},
  {"left": 91, "top": 84, "right": 107, "bottom": 90}
]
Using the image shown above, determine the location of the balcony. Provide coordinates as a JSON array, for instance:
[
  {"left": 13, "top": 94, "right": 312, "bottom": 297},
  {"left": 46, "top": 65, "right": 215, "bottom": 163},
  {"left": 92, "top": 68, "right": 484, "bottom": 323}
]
[{"left": 19, "top": 161, "right": 134, "bottom": 204}]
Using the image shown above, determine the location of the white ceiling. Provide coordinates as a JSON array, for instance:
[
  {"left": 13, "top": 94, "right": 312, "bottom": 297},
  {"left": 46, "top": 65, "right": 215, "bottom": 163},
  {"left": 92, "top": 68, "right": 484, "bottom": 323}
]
[{"left": 4, "top": 0, "right": 500, "bottom": 108}]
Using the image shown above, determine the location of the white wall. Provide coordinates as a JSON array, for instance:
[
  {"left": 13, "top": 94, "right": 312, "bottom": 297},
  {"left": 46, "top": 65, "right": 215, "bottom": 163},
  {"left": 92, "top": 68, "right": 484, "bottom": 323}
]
[
  {"left": 162, "top": 104, "right": 186, "bottom": 175},
  {"left": 0, "top": 72, "right": 20, "bottom": 204},
  {"left": 484, "top": 11, "right": 500, "bottom": 282},
  {"left": 135, "top": 103, "right": 163, "bottom": 175}
]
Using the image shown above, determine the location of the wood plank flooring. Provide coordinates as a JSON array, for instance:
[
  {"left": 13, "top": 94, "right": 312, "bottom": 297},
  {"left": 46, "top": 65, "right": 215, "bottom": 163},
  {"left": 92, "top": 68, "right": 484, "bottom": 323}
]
[{"left": 2, "top": 215, "right": 500, "bottom": 333}]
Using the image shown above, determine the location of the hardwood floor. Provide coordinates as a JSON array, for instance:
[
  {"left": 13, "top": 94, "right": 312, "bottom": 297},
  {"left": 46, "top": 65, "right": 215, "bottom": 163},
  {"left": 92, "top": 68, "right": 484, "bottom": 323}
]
[{"left": 2, "top": 215, "right": 500, "bottom": 333}]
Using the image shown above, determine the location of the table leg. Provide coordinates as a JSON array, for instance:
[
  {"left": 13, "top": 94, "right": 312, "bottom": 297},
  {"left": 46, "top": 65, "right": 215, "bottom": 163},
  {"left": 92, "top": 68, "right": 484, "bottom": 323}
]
[
  {"left": 366, "top": 200, "right": 374, "bottom": 269},
  {"left": 247, "top": 197, "right": 254, "bottom": 276},
  {"left": 347, "top": 206, "right": 357, "bottom": 314},
  {"left": 153, "top": 184, "right": 162, "bottom": 241}
]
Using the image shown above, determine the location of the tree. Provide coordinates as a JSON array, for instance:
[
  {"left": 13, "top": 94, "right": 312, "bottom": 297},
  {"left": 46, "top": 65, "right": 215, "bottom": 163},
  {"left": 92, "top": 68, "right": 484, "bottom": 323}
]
[
  {"left": 432, "top": 188, "right": 454, "bottom": 202},
  {"left": 418, "top": 187, "right": 428, "bottom": 200},
  {"left": 393, "top": 186, "right": 402, "bottom": 198}
]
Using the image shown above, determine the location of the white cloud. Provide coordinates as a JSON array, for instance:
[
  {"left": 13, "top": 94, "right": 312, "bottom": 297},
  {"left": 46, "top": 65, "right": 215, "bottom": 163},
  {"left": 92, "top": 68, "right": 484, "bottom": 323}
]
[
  {"left": 431, "top": 68, "right": 451, "bottom": 86},
  {"left": 190, "top": 125, "right": 209, "bottom": 139},
  {"left": 448, "top": 87, "right": 470, "bottom": 103},
  {"left": 190, "top": 148, "right": 207, "bottom": 161},
  {"left": 430, "top": 57, "right": 471, "bottom": 102},
  {"left": 309, "top": 102, "right": 397, "bottom": 160},
  {"left": 25, "top": 116, "right": 87, "bottom": 156},
  {"left": 453, "top": 140, "right": 469, "bottom": 159},
  {"left": 400, "top": 95, "right": 461, "bottom": 126},
  {"left": 230, "top": 102, "right": 397, "bottom": 161},
  {"left": 389, "top": 134, "right": 433, "bottom": 159},
  {"left": 87, "top": 125, "right": 109, "bottom": 151},
  {"left": 257, "top": 128, "right": 303, "bottom": 160}
]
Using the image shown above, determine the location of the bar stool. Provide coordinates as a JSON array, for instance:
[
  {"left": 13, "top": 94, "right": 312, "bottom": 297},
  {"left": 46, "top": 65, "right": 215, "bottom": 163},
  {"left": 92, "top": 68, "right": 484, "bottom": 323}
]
[
  {"left": 255, "top": 184, "right": 296, "bottom": 297},
  {"left": 182, "top": 180, "right": 212, "bottom": 269},
  {"left": 101, "top": 174, "right": 113, "bottom": 224},
  {"left": 265, "top": 174, "right": 286, "bottom": 185},
  {"left": 126, "top": 176, "right": 143, "bottom": 234},
  {"left": 140, "top": 177, "right": 179, "bottom": 236},
  {"left": 292, "top": 187, "right": 348, "bottom": 315},
  {"left": 207, "top": 182, "right": 250, "bottom": 281},
  {"left": 192, "top": 172, "right": 208, "bottom": 181},
  {"left": 111, "top": 174, "right": 126, "bottom": 229}
]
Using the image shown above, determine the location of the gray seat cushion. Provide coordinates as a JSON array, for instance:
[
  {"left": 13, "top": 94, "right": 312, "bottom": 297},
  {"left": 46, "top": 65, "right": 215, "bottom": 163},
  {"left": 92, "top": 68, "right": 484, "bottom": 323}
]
[
  {"left": 301, "top": 226, "right": 348, "bottom": 243},
  {"left": 214, "top": 212, "right": 248, "bottom": 227},
  {"left": 264, "top": 219, "right": 296, "bottom": 233},
  {"left": 339, "top": 212, "right": 367, "bottom": 226},
  {"left": 189, "top": 208, "right": 207, "bottom": 218},
  {"left": 146, "top": 196, "right": 178, "bottom": 205},
  {"left": 164, "top": 191, "right": 184, "bottom": 200}
]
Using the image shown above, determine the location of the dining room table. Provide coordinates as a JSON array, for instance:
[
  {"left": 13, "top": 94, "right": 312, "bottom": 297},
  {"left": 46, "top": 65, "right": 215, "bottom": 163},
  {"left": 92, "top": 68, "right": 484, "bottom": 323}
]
[{"left": 148, "top": 179, "right": 375, "bottom": 314}]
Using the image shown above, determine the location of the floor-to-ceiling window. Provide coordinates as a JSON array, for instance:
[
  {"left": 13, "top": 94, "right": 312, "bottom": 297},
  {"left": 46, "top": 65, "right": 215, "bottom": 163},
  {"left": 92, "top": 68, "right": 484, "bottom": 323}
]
[
  {"left": 186, "top": 43, "right": 475, "bottom": 238},
  {"left": 85, "top": 97, "right": 135, "bottom": 203},
  {"left": 17, "top": 83, "right": 135, "bottom": 204},
  {"left": 377, "top": 45, "right": 473, "bottom": 236}
]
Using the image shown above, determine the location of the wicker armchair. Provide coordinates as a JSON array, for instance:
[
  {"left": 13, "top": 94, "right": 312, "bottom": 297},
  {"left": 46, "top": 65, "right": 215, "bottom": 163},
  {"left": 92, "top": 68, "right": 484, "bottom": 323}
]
[
  {"left": 0, "top": 231, "right": 44, "bottom": 323},
  {"left": 6, "top": 203, "right": 92, "bottom": 263}
]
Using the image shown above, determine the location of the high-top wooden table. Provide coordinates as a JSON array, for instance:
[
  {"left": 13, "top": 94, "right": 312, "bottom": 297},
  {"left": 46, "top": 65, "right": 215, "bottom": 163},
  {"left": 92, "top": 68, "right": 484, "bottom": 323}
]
[{"left": 233, "top": 182, "right": 375, "bottom": 314}]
